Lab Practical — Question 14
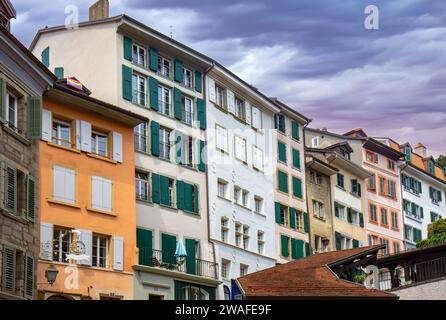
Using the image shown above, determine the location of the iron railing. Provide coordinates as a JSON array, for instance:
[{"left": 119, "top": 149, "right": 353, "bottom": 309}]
[
  {"left": 138, "top": 248, "right": 218, "bottom": 280},
  {"left": 378, "top": 256, "right": 446, "bottom": 290}
]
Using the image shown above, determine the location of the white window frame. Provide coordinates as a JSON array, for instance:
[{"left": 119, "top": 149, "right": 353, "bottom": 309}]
[
  {"left": 157, "top": 55, "right": 171, "bottom": 78},
  {"left": 136, "top": 172, "right": 150, "bottom": 202},
  {"left": 134, "top": 122, "right": 148, "bottom": 153},
  {"left": 5, "top": 92, "right": 18, "bottom": 131},
  {"left": 52, "top": 119, "right": 72, "bottom": 148},
  {"left": 132, "top": 43, "right": 147, "bottom": 67},
  {"left": 92, "top": 234, "right": 109, "bottom": 268},
  {"left": 257, "top": 231, "right": 264, "bottom": 255},
  {"left": 53, "top": 228, "right": 72, "bottom": 263},
  {"left": 217, "top": 179, "right": 228, "bottom": 199},
  {"left": 254, "top": 196, "right": 263, "bottom": 214},
  {"left": 132, "top": 73, "right": 147, "bottom": 106},
  {"left": 159, "top": 127, "right": 172, "bottom": 160},
  {"left": 234, "top": 97, "right": 245, "bottom": 121},
  {"left": 182, "top": 67, "right": 193, "bottom": 88},
  {"left": 91, "top": 130, "right": 108, "bottom": 157},
  {"left": 234, "top": 135, "right": 247, "bottom": 163},
  {"left": 221, "top": 217, "right": 229, "bottom": 242},
  {"left": 158, "top": 85, "right": 171, "bottom": 116},
  {"left": 215, "top": 124, "right": 228, "bottom": 153},
  {"left": 215, "top": 85, "right": 225, "bottom": 108},
  {"left": 182, "top": 96, "right": 194, "bottom": 125}
]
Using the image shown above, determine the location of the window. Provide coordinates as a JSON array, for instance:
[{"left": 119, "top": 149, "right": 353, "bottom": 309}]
[
  {"left": 5, "top": 92, "right": 18, "bottom": 131},
  {"left": 277, "top": 170, "right": 288, "bottom": 193},
  {"left": 393, "top": 242, "right": 400, "bottom": 254},
  {"left": 53, "top": 227, "right": 72, "bottom": 262},
  {"left": 279, "top": 205, "right": 288, "bottom": 226},
  {"left": 157, "top": 55, "right": 171, "bottom": 78},
  {"left": 215, "top": 125, "right": 228, "bottom": 153},
  {"left": 335, "top": 203, "right": 346, "bottom": 220},
  {"left": 158, "top": 85, "right": 171, "bottom": 116},
  {"left": 366, "top": 151, "right": 379, "bottom": 163},
  {"left": 380, "top": 238, "right": 389, "bottom": 255},
  {"left": 391, "top": 211, "right": 399, "bottom": 229},
  {"left": 242, "top": 190, "right": 249, "bottom": 208},
  {"left": 388, "top": 159, "right": 396, "bottom": 171},
  {"left": 310, "top": 171, "right": 321, "bottom": 184},
  {"left": 136, "top": 172, "right": 150, "bottom": 202},
  {"left": 242, "top": 225, "right": 249, "bottom": 250},
  {"left": 132, "top": 44, "right": 146, "bottom": 66},
  {"left": 428, "top": 160, "right": 435, "bottom": 175},
  {"left": 387, "top": 180, "right": 397, "bottom": 198},
  {"left": 134, "top": 123, "right": 148, "bottom": 153},
  {"left": 234, "top": 186, "right": 242, "bottom": 204},
  {"left": 312, "top": 200, "right": 324, "bottom": 220},
  {"left": 278, "top": 142, "right": 287, "bottom": 163},
  {"left": 92, "top": 235, "right": 108, "bottom": 268},
  {"left": 234, "top": 97, "right": 245, "bottom": 121},
  {"left": 91, "top": 176, "right": 113, "bottom": 212},
  {"left": 314, "top": 235, "right": 328, "bottom": 253},
  {"left": 167, "top": 178, "right": 174, "bottom": 207},
  {"left": 311, "top": 136, "right": 319, "bottom": 147},
  {"left": 234, "top": 136, "right": 247, "bottom": 163},
  {"left": 53, "top": 166, "right": 76, "bottom": 204},
  {"left": 276, "top": 114, "right": 286, "bottom": 133},
  {"left": 403, "top": 199, "right": 423, "bottom": 220},
  {"left": 183, "top": 135, "right": 194, "bottom": 167},
  {"left": 431, "top": 211, "right": 441, "bottom": 223},
  {"left": 336, "top": 173, "right": 345, "bottom": 189},
  {"left": 91, "top": 131, "right": 108, "bottom": 157},
  {"left": 182, "top": 96, "right": 194, "bottom": 125},
  {"left": 221, "top": 259, "right": 230, "bottom": 279},
  {"left": 402, "top": 174, "right": 422, "bottom": 195},
  {"left": 368, "top": 174, "right": 376, "bottom": 191},
  {"left": 430, "top": 187, "right": 443, "bottom": 204},
  {"left": 369, "top": 204, "right": 377, "bottom": 222},
  {"left": 235, "top": 223, "right": 242, "bottom": 247},
  {"left": 254, "top": 196, "right": 263, "bottom": 214},
  {"left": 296, "top": 211, "right": 303, "bottom": 230},
  {"left": 252, "top": 146, "right": 264, "bottom": 171},
  {"left": 257, "top": 231, "right": 264, "bottom": 254},
  {"left": 52, "top": 119, "right": 71, "bottom": 147},
  {"left": 381, "top": 208, "right": 388, "bottom": 226},
  {"left": 350, "top": 179, "right": 361, "bottom": 197},
  {"left": 182, "top": 67, "right": 193, "bottom": 88},
  {"left": 132, "top": 74, "right": 146, "bottom": 106},
  {"left": 240, "top": 264, "right": 248, "bottom": 277},
  {"left": 404, "top": 145, "right": 412, "bottom": 162},
  {"left": 217, "top": 179, "right": 228, "bottom": 199},
  {"left": 159, "top": 127, "right": 172, "bottom": 160},
  {"left": 215, "top": 85, "right": 225, "bottom": 108},
  {"left": 221, "top": 218, "right": 229, "bottom": 242}
]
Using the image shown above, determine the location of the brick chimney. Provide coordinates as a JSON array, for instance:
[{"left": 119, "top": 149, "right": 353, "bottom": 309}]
[
  {"left": 414, "top": 142, "right": 427, "bottom": 157},
  {"left": 89, "top": 0, "right": 109, "bottom": 21}
]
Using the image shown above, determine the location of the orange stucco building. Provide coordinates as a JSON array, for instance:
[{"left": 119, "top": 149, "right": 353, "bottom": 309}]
[{"left": 36, "top": 79, "right": 146, "bottom": 300}]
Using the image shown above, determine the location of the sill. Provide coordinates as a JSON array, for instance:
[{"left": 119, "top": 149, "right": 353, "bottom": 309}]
[
  {"left": 380, "top": 224, "right": 389, "bottom": 229},
  {"left": 47, "top": 142, "right": 81, "bottom": 154},
  {"left": 86, "top": 207, "right": 117, "bottom": 216},
  {"left": 135, "top": 149, "right": 151, "bottom": 156},
  {"left": 216, "top": 147, "right": 230, "bottom": 155},
  {"left": 234, "top": 202, "right": 251, "bottom": 212},
  {"left": 159, "top": 203, "right": 177, "bottom": 211},
  {"left": 405, "top": 214, "right": 422, "bottom": 223},
  {"left": 277, "top": 130, "right": 286, "bottom": 136},
  {"left": 369, "top": 220, "right": 379, "bottom": 225},
  {"left": 313, "top": 215, "right": 326, "bottom": 222},
  {"left": 48, "top": 198, "right": 81, "bottom": 209},
  {"left": 403, "top": 188, "right": 421, "bottom": 198},
  {"left": 391, "top": 227, "right": 400, "bottom": 232},
  {"left": 232, "top": 114, "right": 247, "bottom": 126},
  {"left": 181, "top": 164, "right": 198, "bottom": 172},
  {"left": 350, "top": 192, "right": 361, "bottom": 198},
  {"left": 235, "top": 157, "right": 248, "bottom": 166},
  {"left": 86, "top": 153, "right": 118, "bottom": 164},
  {"left": 254, "top": 211, "right": 266, "bottom": 218},
  {"left": 132, "top": 101, "right": 149, "bottom": 109},
  {"left": 292, "top": 195, "right": 304, "bottom": 201},
  {"left": 336, "top": 185, "right": 346, "bottom": 192},
  {"left": 183, "top": 210, "right": 200, "bottom": 217},
  {"left": 367, "top": 188, "right": 376, "bottom": 193},
  {"left": 217, "top": 195, "right": 232, "bottom": 203},
  {"left": 213, "top": 103, "right": 228, "bottom": 114},
  {"left": 292, "top": 166, "right": 302, "bottom": 172},
  {"left": 291, "top": 137, "right": 301, "bottom": 143},
  {"left": 0, "top": 208, "right": 30, "bottom": 224},
  {"left": 253, "top": 167, "right": 264, "bottom": 173},
  {"left": 278, "top": 160, "right": 288, "bottom": 166},
  {"left": 136, "top": 199, "right": 153, "bottom": 205},
  {"left": 2, "top": 124, "right": 31, "bottom": 145},
  {"left": 277, "top": 189, "right": 289, "bottom": 196}
]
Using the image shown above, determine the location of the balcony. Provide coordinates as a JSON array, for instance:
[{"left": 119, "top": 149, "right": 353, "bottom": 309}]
[
  {"left": 138, "top": 248, "right": 219, "bottom": 280},
  {"left": 378, "top": 256, "right": 446, "bottom": 291}
]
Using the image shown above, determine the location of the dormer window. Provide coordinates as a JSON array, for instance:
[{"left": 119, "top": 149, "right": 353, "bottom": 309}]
[
  {"left": 428, "top": 160, "right": 435, "bottom": 175},
  {"left": 404, "top": 145, "right": 412, "bottom": 162}
]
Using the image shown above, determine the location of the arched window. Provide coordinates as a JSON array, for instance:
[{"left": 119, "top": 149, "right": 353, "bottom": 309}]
[{"left": 223, "top": 285, "right": 231, "bottom": 300}]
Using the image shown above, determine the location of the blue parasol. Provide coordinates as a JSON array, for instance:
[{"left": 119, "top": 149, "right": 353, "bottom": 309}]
[{"left": 175, "top": 240, "right": 188, "bottom": 258}]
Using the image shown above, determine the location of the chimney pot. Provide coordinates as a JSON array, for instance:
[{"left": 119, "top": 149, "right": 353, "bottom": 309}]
[
  {"left": 414, "top": 143, "right": 427, "bottom": 157},
  {"left": 89, "top": 0, "right": 109, "bottom": 21}
]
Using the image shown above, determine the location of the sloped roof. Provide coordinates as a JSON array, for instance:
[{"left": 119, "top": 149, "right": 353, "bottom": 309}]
[{"left": 237, "top": 246, "right": 397, "bottom": 299}]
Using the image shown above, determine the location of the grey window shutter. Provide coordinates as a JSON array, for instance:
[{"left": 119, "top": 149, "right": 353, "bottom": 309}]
[
  {"left": 4, "top": 165, "right": 17, "bottom": 214},
  {"left": 78, "top": 229, "right": 93, "bottom": 266},
  {"left": 0, "top": 77, "right": 6, "bottom": 123},
  {"left": 113, "top": 236, "right": 124, "bottom": 271},
  {"left": 24, "top": 254, "right": 35, "bottom": 299},
  {"left": 26, "top": 96, "right": 42, "bottom": 140},
  {"left": 2, "top": 246, "right": 16, "bottom": 293},
  {"left": 26, "top": 175, "right": 37, "bottom": 222},
  {"left": 80, "top": 120, "right": 92, "bottom": 152},
  {"left": 41, "top": 109, "right": 52, "bottom": 142},
  {"left": 113, "top": 132, "right": 123, "bottom": 163},
  {"left": 40, "top": 222, "right": 53, "bottom": 260}
]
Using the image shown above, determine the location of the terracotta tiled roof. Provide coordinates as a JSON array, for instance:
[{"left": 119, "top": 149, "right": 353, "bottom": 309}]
[
  {"left": 237, "top": 246, "right": 398, "bottom": 299},
  {"left": 399, "top": 145, "right": 446, "bottom": 183}
]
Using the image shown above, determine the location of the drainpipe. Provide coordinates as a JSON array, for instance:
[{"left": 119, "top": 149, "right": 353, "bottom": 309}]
[
  {"left": 399, "top": 162, "right": 409, "bottom": 250},
  {"left": 302, "top": 119, "right": 313, "bottom": 252},
  {"left": 202, "top": 62, "right": 218, "bottom": 282}
]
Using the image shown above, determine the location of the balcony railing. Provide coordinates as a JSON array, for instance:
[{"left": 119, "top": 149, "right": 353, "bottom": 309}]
[
  {"left": 138, "top": 248, "right": 218, "bottom": 280},
  {"left": 378, "top": 256, "right": 446, "bottom": 290}
]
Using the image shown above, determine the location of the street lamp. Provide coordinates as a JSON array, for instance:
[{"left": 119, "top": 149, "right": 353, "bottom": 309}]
[{"left": 45, "top": 265, "right": 59, "bottom": 285}]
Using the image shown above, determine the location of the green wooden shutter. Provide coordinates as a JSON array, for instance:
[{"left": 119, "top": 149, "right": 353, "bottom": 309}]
[
  {"left": 292, "top": 149, "right": 300, "bottom": 169},
  {"left": 193, "top": 185, "right": 199, "bottom": 213},
  {"left": 296, "top": 240, "right": 304, "bottom": 259},
  {"left": 161, "top": 233, "right": 176, "bottom": 264},
  {"left": 149, "top": 47, "right": 159, "bottom": 71},
  {"left": 151, "top": 173, "right": 160, "bottom": 204},
  {"left": 0, "top": 78, "right": 5, "bottom": 122},
  {"left": 2, "top": 246, "right": 16, "bottom": 293},
  {"left": 123, "top": 36, "right": 133, "bottom": 61},
  {"left": 291, "top": 121, "right": 299, "bottom": 140},
  {"left": 24, "top": 254, "right": 34, "bottom": 299},
  {"left": 41, "top": 47, "right": 50, "bottom": 67},
  {"left": 198, "top": 140, "right": 205, "bottom": 172},
  {"left": 438, "top": 191, "right": 443, "bottom": 202},
  {"left": 26, "top": 96, "right": 42, "bottom": 140},
  {"left": 26, "top": 175, "right": 36, "bottom": 222},
  {"left": 291, "top": 239, "right": 297, "bottom": 259},
  {"left": 197, "top": 98, "right": 206, "bottom": 130},
  {"left": 335, "top": 232, "right": 342, "bottom": 250},
  {"left": 359, "top": 212, "right": 364, "bottom": 228},
  {"left": 352, "top": 239, "right": 359, "bottom": 248},
  {"left": 293, "top": 177, "right": 302, "bottom": 198},
  {"left": 149, "top": 76, "right": 159, "bottom": 110},
  {"left": 305, "top": 242, "right": 311, "bottom": 257},
  {"left": 420, "top": 206, "right": 424, "bottom": 219},
  {"left": 184, "top": 183, "right": 194, "bottom": 212},
  {"left": 281, "top": 235, "right": 289, "bottom": 257},
  {"left": 185, "top": 239, "right": 196, "bottom": 275},
  {"left": 150, "top": 121, "right": 160, "bottom": 156},
  {"left": 160, "top": 175, "right": 170, "bottom": 206},
  {"left": 173, "top": 87, "right": 182, "bottom": 120},
  {"left": 278, "top": 142, "right": 287, "bottom": 163},
  {"left": 303, "top": 212, "right": 309, "bottom": 233},
  {"left": 275, "top": 202, "right": 281, "bottom": 224},
  {"left": 347, "top": 207, "right": 352, "bottom": 223},
  {"left": 176, "top": 180, "right": 185, "bottom": 210},
  {"left": 279, "top": 115, "right": 286, "bottom": 132},
  {"left": 289, "top": 208, "right": 296, "bottom": 229},
  {"left": 278, "top": 171, "right": 288, "bottom": 193},
  {"left": 274, "top": 114, "right": 279, "bottom": 129},
  {"left": 122, "top": 65, "right": 133, "bottom": 101},
  {"left": 136, "top": 228, "right": 152, "bottom": 266},
  {"left": 195, "top": 71, "right": 202, "bottom": 92},
  {"left": 174, "top": 59, "right": 184, "bottom": 83},
  {"left": 175, "top": 131, "right": 183, "bottom": 164},
  {"left": 54, "top": 67, "right": 64, "bottom": 80}
]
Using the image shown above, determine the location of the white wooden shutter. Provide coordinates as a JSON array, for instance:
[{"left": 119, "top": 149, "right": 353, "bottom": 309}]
[
  {"left": 80, "top": 120, "right": 92, "bottom": 152},
  {"left": 103, "top": 179, "right": 113, "bottom": 212},
  {"left": 253, "top": 146, "right": 264, "bottom": 171},
  {"left": 113, "top": 236, "right": 124, "bottom": 271},
  {"left": 40, "top": 222, "right": 53, "bottom": 260},
  {"left": 113, "top": 132, "right": 123, "bottom": 163},
  {"left": 92, "top": 176, "right": 112, "bottom": 212},
  {"left": 234, "top": 136, "right": 246, "bottom": 162},
  {"left": 208, "top": 77, "right": 216, "bottom": 103},
  {"left": 78, "top": 229, "right": 92, "bottom": 266},
  {"left": 75, "top": 120, "right": 81, "bottom": 149},
  {"left": 41, "top": 109, "right": 52, "bottom": 142},
  {"left": 53, "top": 166, "right": 75, "bottom": 204},
  {"left": 227, "top": 90, "right": 235, "bottom": 114},
  {"left": 252, "top": 107, "right": 261, "bottom": 129},
  {"left": 65, "top": 168, "right": 76, "bottom": 203},
  {"left": 245, "top": 101, "right": 251, "bottom": 125}
]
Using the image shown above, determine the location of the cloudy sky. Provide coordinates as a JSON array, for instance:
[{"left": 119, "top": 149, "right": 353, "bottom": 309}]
[{"left": 11, "top": 0, "right": 446, "bottom": 157}]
